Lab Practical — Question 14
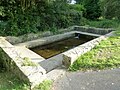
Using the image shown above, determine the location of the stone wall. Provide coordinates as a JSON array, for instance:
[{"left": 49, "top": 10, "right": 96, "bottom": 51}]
[{"left": 0, "top": 47, "right": 30, "bottom": 82}]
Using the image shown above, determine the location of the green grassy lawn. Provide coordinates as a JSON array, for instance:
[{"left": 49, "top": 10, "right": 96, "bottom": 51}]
[{"left": 69, "top": 36, "right": 120, "bottom": 71}]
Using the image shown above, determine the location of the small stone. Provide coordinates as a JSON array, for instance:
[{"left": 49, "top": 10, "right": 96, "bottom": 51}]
[
  {"left": 87, "top": 83, "right": 90, "bottom": 85},
  {"left": 81, "top": 87, "right": 85, "bottom": 90},
  {"left": 112, "top": 83, "right": 114, "bottom": 85},
  {"left": 69, "top": 79, "right": 72, "bottom": 81},
  {"left": 97, "top": 70, "right": 101, "bottom": 72},
  {"left": 92, "top": 83, "right": 95, "bottom": 85}
]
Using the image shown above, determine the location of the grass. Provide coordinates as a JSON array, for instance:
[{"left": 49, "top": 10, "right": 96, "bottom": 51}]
[{"left": 69, "top": 35, "right": 120, "bottom": 71}]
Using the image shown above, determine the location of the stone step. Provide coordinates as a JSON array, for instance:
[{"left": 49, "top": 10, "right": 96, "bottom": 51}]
[{"left": 39, "top": 54, "right": 63, "bottom": 73}]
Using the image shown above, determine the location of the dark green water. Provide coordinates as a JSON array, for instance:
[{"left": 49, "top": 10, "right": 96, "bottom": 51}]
[{"left": 31, "top": 34, "right": 96, "bottom": 59}]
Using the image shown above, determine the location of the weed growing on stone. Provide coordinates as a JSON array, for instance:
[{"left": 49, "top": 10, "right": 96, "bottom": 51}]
[
  {"left": 22, "top": 57, "right": 37, "bottom": 66},
  {"left": 33, "top": 80, "right": 53, "bottom": 90}
]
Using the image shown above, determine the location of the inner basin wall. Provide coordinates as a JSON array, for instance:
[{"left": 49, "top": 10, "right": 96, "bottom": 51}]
[{"left": 15, "top": 31, "right": 75, "bottom": 48}]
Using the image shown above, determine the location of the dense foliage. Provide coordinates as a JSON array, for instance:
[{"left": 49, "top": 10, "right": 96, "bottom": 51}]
[{"left": 0, "top": 0, "right": 84, "bottom": 36}]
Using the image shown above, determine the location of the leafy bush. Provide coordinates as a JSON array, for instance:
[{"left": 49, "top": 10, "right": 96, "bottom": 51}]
[
  {"left": 0, "top": 0, "right": 84, "bottom": 36},
  {"left": 68, "top": 4, "right": 84, "bottom": 25}
]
